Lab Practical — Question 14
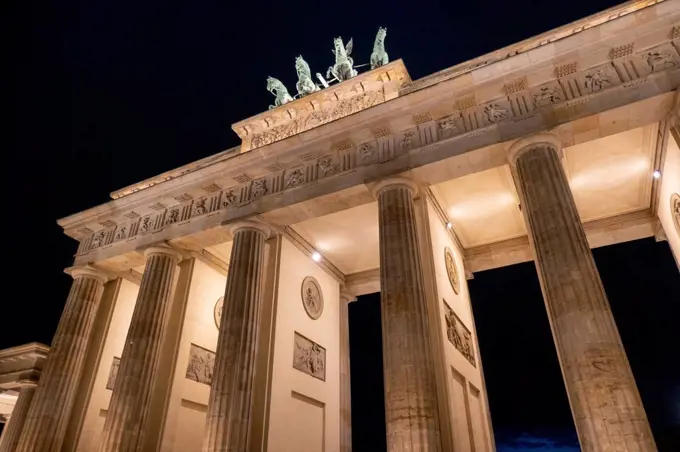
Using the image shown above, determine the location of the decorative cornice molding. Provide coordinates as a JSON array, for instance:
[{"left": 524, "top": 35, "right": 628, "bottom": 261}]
[{"left": 61, "top": 9, "right": 680, "bottom": 265}]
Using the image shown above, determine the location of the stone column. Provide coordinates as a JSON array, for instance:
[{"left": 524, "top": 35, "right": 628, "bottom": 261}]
[
  {"left": 16, "top": 266, "right": 107, "bottom": 452},
  {"left": 100, "top": 246, "right": 181, "bottom": 452},
  {"left": 203, "top": 221, "right": 269, "bottom": 452},
  {"left": 509, "top": 133, "right": 656, "bottom": 451},
  {"left": 0, "top": 381, "right": 37, "bottom": 452},
  {"left": 372, "top": 178, "right": 443, "bottom": 452},
  {"left": 339, "top": 289, "right": 356, "bottom": 452}
]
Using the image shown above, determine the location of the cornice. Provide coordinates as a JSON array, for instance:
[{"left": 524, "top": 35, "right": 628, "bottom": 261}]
[
  {"left": 60, "top": 3, "right": 680, "bottom": 266},
  {"left": 0, "top": 343, "right": 49, "bottom": 362}
]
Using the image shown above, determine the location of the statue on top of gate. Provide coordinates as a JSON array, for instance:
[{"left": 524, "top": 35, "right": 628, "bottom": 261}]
[
  {"left": 265, "top": 27, "right": 391, "bottom": 108},
  {"left": 295, "top": 56, "right": 320, "bottom": 97},
  {"left": 370, "top": 27, "right": 389, "bottom": 69},
  {"left": 326, "top": 37, "right": 358, "bottom": 83}
]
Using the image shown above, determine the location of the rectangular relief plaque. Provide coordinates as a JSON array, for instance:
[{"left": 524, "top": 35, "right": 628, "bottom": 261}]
[
  {"left": 443, "top": 300, "right": 476, "bottom": 367},
  {"left": 185, "top": 343, "right": 215, "bottom": 386},
  {"left": 106, "top": 356, "right": 121, "bottom": 390},
  {"left": 293, "top": 332, "right": 326, "bottom": 381}
]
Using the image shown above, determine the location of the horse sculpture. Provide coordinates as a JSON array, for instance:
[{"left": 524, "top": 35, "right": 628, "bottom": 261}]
[
  {"left": 370, "top": 27, "right": 389, "bottom": 69},
  {"left": 295, "top": 56, "right": 319, "bottom": 97},
  {"left": 326, "top": 37, "right": 358, "bottom": 82},
  {"left": 266, "top": 76, "right": 294, "bottom": 110}
]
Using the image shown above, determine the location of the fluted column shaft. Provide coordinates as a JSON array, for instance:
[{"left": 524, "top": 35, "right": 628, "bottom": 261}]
[
  {"left": 16, "top": 267, "right": 106, "bottom": 452},
  {"left": 0, "top": 382, "right": 37, "bottom": 452},
  {"left": 203, "top": 222, "right": 269, "bottom": 452},
  {"left": 511, "top": 134, "right": 656, "bottom": 451},
  {"left": 374, "top": 179, "right": 442, "bottom": 452},
  {"left": 100, "top": 246, "right": 181, "bottom": 452},
  {"left": 339, "top": 290, "right": 355, "bottom": 452}
]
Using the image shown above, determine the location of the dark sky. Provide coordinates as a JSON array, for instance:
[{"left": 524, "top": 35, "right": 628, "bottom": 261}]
[{"left": 8, "top": 0, "right": 680, "bottom": 450}]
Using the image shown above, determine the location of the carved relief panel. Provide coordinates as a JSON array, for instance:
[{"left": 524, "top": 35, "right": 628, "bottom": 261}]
[
  {"left": 106, "top": 356, "right": 121, "bottom": 390},
  {"left": 443, "top": 300, "right": 476, "bottom": 367},
  {"left": 672, "top": 193, "right": 680, "bottom": 236},
  {"left": 185, "top": 343, "right": 215, "bottom": 386},
  {"left": 293, "top": 332, "right": 326, "bottom": 381},
  {"left": 301, "top": 276, "right": 324, "bottom": 320},
  {"left": 214, "top": 296, "right": 224, "bottom": 329},
  {"left": 445, "top": 247, "right": 460, "bottom": 294}
]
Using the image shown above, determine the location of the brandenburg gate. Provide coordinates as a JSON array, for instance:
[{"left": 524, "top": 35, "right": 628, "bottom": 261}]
[{"left": 2, "top": 0, "right": 679, "bottom": 450}]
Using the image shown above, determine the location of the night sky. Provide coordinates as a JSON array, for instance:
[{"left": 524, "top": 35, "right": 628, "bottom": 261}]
[{"left": 8, "top": 0, "right": 680, "bottom": 450}]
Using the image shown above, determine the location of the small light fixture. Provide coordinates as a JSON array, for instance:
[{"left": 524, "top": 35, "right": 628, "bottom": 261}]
[
  {"left": 652, "top": 170, "right": 661, "bottom": 179},
  {"left": 312, "top": 252, "right": 321, "bottom": 262},
  {"left": 446, "top": 222, "right": 452, "bottom": 230}
]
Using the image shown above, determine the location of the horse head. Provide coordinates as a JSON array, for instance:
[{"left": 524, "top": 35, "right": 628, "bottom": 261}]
[{"left": 375, "top": 27, "right": 387, "bottom": 49}]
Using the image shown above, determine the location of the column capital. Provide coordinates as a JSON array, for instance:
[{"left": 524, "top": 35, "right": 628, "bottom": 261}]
[
  {"left": 370, "top": 176, "right": 419, "bottom": 199},
  {"left": 143, "top": 245, "right": 183, "bottom": 263},
  {"left": 507, "top": 132, "right": 562, "bottom": 166},
  {"left": 223, "top": 220, "right": 271, "bottom": 239},
  {"left": 64, "top": 265, "right": 108, "bottom": 284},
  {"left": 339, "top": 288, "right": 357, "bottom": 305}
]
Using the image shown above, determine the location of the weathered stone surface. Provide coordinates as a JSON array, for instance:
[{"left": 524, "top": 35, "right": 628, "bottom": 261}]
[
  {"left": 510, "top": 134, "right": 656, "bottom": 452},
  {"left": 16, "top": 267, "right": 106, "bottom": 452},
  {"left": 100, "top": 246, "right": 181, "bottom": 451},
  {"left": 339, "top": 289, "right": 355, "bottom": 452},
  {"left": 373, "top": 178, "right": 442, "bottom": 452},
  {"left": 202, "top": 221, "right": 269, "bottom": 452},
  {"left": 0, "top": 382, "right": 37, "bottom": 452}
]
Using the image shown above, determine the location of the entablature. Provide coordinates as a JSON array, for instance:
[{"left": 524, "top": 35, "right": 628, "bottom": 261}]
[{"left": 59, "top": 0, "right": 680, "bottom": 267}]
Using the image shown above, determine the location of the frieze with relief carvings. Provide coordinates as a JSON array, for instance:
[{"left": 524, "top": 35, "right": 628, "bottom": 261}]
[{"left": 79, "top": 39, "right": 680, "bottom": 256}]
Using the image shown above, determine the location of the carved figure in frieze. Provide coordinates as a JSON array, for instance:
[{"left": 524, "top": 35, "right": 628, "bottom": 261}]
[
  {"left": 114, "top": 226, "right": 127, "bottom": 241},
  {"left": 165, "top": 208, "right": 179, "bottom": 225},
  {"left": 293, "top": 332, "right": 326, "bottom": 380},
  {"left": 483, "top": 103, "right": 509, "bottom": 123},
  {"left": 285, "top": 168, "right": 305, "bottom": 188},
  {"left": 222, "top": 189, "right": 236, "bottom": 208},
  {"left": 185, "top": 344, "right": 215, "bottom": 386},
  {"left": 533, "top": 85, "right": 563, "bottom": 107},
  {"left": 193, "top": 198, "right": 207, "bottom": 217},
  {"left": 91, "top": 231, "right": 106, "bottom": 249},
  {"left": 251, "top": 179, "right": 268, "bottom": 198},
  {"left": 370, "top": 27, "right": 389, "bottom": 69},
  {"left": 327, "top": 37, "right": 357, "bottom": 82},
  {"left": 266, "top": 76, "right": 294, "bottom": 110},
  {"left": 358, "top": 143, "right": 377, "bottom": 162},
  {"left": 295, "top": 56, "right": 320, "bottom": 97},
  {"left": 140, "top": 216, "right": 152, "bottom": 233},
  {"left": 400, "top": 131, "right": 416, "bottom": 151},
  {"left": 437, "top": 114, "right": 461, "bottom": 139},
  {"left": 318, "top": 156, "right": 339, "bottom": 176},
  {"left": 645, "top": 50, "right": 678, "bottom": 72},
  {"left": 583, "top": 68, "right": 612, "bottom": 93}
]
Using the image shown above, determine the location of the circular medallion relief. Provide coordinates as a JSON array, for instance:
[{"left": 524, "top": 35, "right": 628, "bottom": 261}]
[
  {"left": 301, "top": 276, "right": 324, "bottom": 320},
  {"left": 214, "top": 296, "right": 224, "bottom": 329},
  {"left": 444, "top": 247, "right": 460, "bottom": 294},
  {"left": 672, "top": 193, "right": 680, "bottom": 236}
]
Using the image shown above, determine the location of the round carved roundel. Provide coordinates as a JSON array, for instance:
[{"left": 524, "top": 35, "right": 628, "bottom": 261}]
[
  {"left": 672, "top": 193, "right": 680, "bottom": 236},
  {"left": 444, "top": 247, "right": 460, "bottom": 295},
  {"left": 301, "top": 276, "right": 324, "bottom": 320},
  {"left": 214, "top": 296, "right": 224, "bottom": 329}
]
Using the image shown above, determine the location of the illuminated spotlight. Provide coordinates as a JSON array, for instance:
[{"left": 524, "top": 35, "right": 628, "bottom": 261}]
[
  {"left": 312, "top": 252, "right": 321, "bottom": 262},
  {"left": 446, "top": 222, "right": 453, "bottom": 230},
  {"left": 652, "top": 170, "right": 661, "bottom": 179}
]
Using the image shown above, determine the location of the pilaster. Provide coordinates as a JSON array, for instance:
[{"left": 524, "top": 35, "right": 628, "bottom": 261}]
[{"left": 339, "top": 288, "right": 356, "bottom": 452}]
